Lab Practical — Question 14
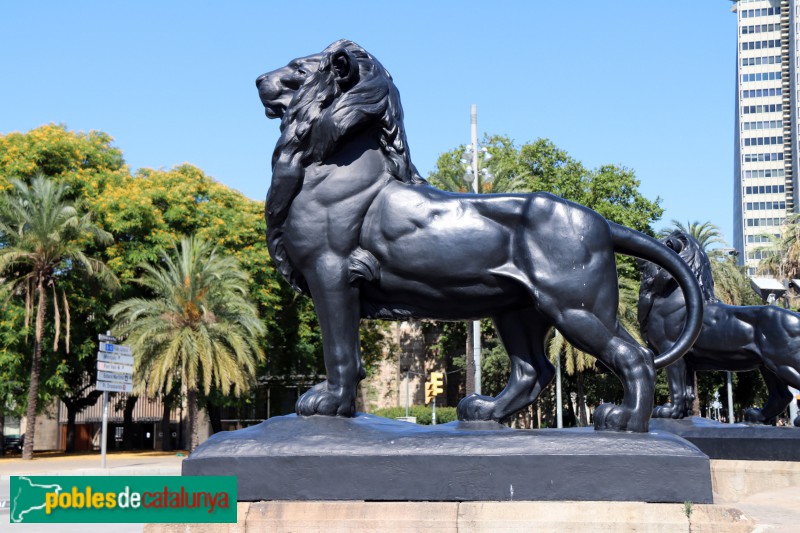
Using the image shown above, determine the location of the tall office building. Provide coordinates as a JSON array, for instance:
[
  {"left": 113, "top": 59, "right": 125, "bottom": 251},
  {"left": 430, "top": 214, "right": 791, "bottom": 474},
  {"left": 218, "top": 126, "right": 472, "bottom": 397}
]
[{"left": 733, "top": 0, "right": 799, "bottom": 275}]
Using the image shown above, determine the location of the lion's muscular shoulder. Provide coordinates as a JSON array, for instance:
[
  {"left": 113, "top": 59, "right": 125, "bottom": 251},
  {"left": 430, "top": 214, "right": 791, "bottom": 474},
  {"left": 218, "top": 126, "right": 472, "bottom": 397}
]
[
  {"left": 257, "top": 39, "right": 424, "bottom": 294},
  {"left": 363, "top": 182, "right": 454, "bottom": 242}
]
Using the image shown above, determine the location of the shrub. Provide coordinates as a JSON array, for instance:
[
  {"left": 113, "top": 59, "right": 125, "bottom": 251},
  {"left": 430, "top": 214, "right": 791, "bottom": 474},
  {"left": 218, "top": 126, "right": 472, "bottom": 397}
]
[{"left": 372, "top": 405, "right": 458, "bottom": 425}]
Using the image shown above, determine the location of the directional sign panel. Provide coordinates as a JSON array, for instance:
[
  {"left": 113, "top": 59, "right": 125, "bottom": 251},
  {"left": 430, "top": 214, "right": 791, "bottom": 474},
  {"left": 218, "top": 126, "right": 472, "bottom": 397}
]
[
  {"left": 99, "top": 343, "right": 132, "bottom": 356},
  {"left": 97, "top": 351, "right": 134, "bottom": 366},
  {"left": 97, "top": 361, "right": 133, "bottom": 374},
  {"left": 97, "top": 380, "right": 133, "bottom": 393},
  {"left": 97, "top": 370, "right": 133, "bottom": 384},
  {"left": 97, "top": 334, "right": 118, "bottom": 343}
]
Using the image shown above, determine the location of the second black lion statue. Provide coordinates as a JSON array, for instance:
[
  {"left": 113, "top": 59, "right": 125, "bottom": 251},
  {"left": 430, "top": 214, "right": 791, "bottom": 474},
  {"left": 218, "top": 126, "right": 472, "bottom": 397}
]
[
  {"left": 256, "top": 40, "right": 703, "bottom": 432},
  {"left": 639, "top": 230, "right": 800, "bottom": 423}
]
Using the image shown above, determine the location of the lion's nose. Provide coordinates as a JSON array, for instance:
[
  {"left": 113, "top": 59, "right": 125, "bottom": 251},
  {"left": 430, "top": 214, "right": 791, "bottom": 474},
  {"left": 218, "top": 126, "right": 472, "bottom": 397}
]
[{"left": 256, "top": 73, "right": 269, "bottom": 88}]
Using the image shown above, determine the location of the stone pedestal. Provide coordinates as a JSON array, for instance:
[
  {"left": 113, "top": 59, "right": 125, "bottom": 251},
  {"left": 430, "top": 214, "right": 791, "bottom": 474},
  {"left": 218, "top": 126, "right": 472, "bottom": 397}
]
[
  {"left": 183, "top": 414, "right": 712, "bottom": 503},
  {"left": 649, "top": 416, "right": 800, "bottom": 461}
]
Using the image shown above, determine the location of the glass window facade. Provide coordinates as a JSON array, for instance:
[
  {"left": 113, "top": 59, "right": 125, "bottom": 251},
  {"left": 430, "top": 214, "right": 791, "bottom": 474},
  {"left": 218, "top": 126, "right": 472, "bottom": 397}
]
[{"left": 733, "top": 0, "right": 794, "bottom": 273}]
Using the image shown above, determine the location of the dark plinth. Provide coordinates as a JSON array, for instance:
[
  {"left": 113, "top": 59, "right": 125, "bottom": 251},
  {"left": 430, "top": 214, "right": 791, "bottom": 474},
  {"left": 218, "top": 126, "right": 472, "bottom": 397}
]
[
  {"left": 183, "top": 414, "right": 712, "bottom": 503},
  {"left": 649, "top": 416, "right": 800, "bottom": 461}
]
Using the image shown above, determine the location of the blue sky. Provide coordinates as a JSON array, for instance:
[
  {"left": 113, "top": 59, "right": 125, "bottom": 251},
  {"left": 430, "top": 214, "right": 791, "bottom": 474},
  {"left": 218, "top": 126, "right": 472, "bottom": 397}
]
[{"left": 1, "top": 1, "right": 737, "bottom": 243}]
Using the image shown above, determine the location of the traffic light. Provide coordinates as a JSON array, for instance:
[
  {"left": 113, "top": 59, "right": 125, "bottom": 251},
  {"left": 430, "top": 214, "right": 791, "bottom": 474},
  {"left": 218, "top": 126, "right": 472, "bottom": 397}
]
[{"left": 425, "top": 372, "right": 444, "bottom": 404}]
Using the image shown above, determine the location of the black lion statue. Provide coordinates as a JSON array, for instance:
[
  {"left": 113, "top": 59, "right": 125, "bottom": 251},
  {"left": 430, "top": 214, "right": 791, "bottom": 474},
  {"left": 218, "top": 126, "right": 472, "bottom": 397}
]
[
  {"left": 639, "top": 230, "right": 800, "bottom": 423},
  {"left": 256, "top": 40, "right": 703, "bottom": 432}
]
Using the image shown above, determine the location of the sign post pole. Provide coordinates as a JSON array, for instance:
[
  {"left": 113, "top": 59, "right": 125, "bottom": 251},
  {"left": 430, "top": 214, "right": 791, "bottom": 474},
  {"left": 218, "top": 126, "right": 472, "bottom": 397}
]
[
  {"left": 97, "top": 331, "right": 134, "bottom": 468},
  {"left": 101, "top": 391, "right": 108, "bottom": 468}
]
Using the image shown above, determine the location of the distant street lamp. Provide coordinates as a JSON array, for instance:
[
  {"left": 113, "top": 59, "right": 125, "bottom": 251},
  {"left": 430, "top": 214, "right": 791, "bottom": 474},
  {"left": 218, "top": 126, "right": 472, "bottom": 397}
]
[{"left": 460, "top": 104, "right": 493, "bottom": 395}]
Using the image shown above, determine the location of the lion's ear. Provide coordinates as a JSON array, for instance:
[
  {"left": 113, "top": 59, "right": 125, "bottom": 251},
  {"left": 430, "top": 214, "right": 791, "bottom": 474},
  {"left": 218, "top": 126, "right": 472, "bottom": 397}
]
[{"left": 331, "top": 49, "right": 359, "bottom": 90}]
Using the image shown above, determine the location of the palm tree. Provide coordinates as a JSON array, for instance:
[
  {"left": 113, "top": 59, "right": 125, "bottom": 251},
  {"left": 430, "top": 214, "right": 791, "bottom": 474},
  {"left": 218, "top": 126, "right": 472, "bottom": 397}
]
[
  {"left": 0, "top": 174, "right": 116, "bottom": 460},
  {"left": 658, "top": 220, "right": 726, "bottom": 250},
  {"left": 660, "top": 220, "right": 751, "bottom": 305},
  {"left": 757, "top": 213, "right": 800, "bottom": 281},
  {"left": 110, "top": 236, "right": 265, "bottom": 451}
]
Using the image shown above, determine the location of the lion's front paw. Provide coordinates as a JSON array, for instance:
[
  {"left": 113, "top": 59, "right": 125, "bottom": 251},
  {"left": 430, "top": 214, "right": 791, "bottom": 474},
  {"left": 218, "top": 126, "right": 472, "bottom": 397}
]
[
  {"left": 652, "top": 402, "right": 687, "bottom": 419},
  {"left": 296, "top": 381, "right": 356, "bottom": 417},
  {"left": 457, "top": 394, "right": 499, "bottom": 422},
  {"left": 744, "top": 407, "right": 775, "bottom": 425},
  {"left": 593, "top": 403, "right": 645, "bottom": 432}
]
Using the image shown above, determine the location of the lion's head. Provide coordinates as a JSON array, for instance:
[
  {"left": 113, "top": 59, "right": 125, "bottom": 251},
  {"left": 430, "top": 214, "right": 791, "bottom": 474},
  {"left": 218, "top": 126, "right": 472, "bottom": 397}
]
[
  {"left": 256, "top": 40, "right": 423, "bottom": 294},
  {"left": 640, "top": 230, "right": 717, "bottom": 304}
]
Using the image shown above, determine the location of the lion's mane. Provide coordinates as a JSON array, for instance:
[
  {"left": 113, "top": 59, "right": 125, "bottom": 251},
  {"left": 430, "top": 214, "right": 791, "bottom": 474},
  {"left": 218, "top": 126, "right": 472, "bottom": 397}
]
[
  {"left": 639, "top": 231, "right": 716, "bottom": 333},
  {"left": 266, "top": 39, "right": 424, "bottom": 294}
]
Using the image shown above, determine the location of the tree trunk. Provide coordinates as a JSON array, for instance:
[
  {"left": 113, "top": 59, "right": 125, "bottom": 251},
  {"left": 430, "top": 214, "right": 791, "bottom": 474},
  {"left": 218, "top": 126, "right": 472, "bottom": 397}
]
[
  {"left": 121, "top": 395, "right": 138, "bottom": 449},
  {"left": 161, "top": 397, "right": 173, "bottom": 452},
  {"left": 692, "top": 372, "right": 700, "bottom": 416},
  {"left": 206, "top": 400, "right": 222, "bottom": 434},
  {"left": 465, "top": 325, "right": 475, "bottom": 396},
  {"left": 65, "top": 406, "right": 77, "bottom": 453},
  {"left": 565, "top": 394, "right": 577, "bottom": 427},
  {"left": 61, "top": 389, "right": 103, "bottom": 453},
  {"left": 22, "top": 277, "right": 46, "bottom": 461},
  {"left": 576, "top": 370, "right": 588, "bottom": 427},
  {"left": 187, "top": 388, "right": 199, "bottom": 452},
  {"left": 0, "top": 410, "right": 5, "bottom": 456}
]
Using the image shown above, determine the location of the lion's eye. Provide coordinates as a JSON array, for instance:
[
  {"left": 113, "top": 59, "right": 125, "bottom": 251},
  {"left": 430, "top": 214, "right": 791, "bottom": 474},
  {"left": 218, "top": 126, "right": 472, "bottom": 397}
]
[{"left": 297, "top": 69, "right": 306, "bottom": 76}]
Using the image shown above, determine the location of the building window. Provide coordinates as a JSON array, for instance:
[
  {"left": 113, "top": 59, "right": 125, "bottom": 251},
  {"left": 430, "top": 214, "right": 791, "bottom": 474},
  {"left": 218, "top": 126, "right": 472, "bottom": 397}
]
[
  {"left": 741, "top": 72, "right": 782, "bottom": 82},
  {"left": 741, "top": 88, "right": 783, "bottom": 98},
  {"left": 740, "top": 40, "right": 782, "bottom": 51},
  {"left": 747, "top": 250, "right": 775, "bottom": 260},
  {"left": 744, "top": 169, "right": 785, "bottom": 179},
  {"left": 742, "top": 120, "right": 783, "bottom": 130},
  {"left": 743, "top": 152, "right": 784, "bottom": 162},
  {"left": 741, "top": 55, "right": 782, "bottom": 66},
  {"left": 741, "top": 23, "right": 781, "bottom": 35},
  {"left": 742, "top": 104, "right": 783, "bottom": 114},
  {"left": 745, "top": 201, "right": 786, "bottom": 210},
  {"left": 747, "top": 234, "right": 779, "bottom": 243},
  {"left": 745, "top": 217, "right": 786, "bottom": 227},
  {"left": 744, "top": 184, "right": 785, "bottom": 193},
  {"left": 743, "top": 136, "right": 784, "bottom": 146},
  {"left": 741, "top": 6, "right": 781, "bottom": 18}
]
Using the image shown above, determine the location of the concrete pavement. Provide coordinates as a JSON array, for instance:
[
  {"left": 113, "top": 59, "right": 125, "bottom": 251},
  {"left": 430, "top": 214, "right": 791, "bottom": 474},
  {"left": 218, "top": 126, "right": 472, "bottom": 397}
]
[{"left": 1, "top": 451, "right": 183, "bottom": 533}]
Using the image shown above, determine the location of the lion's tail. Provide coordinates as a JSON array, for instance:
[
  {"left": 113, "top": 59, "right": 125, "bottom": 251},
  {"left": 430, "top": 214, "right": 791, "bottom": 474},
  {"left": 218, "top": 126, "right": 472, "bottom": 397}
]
[{"left": 610, "top": 222, "right": 703, "bottom": 369}]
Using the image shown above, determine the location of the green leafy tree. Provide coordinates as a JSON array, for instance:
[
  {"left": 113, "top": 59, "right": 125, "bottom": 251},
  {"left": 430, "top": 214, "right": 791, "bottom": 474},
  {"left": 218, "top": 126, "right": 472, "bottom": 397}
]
[
  {"left": 0, "top": 125, "right": 384, "bottom": 435},
  {"left": 0, "top": 124, "right": 127, "bottom": 198},
  {"left": 110, "top": 236, "right": 265, "bottom": 451},
  {"left": 0, "top": 175, "right": 116, "bottom": 459},
  {"left": 0, "top": 126, "right": 128, "bottom": 429},
  {"left": 428, "top": 135, "right": 663, "bottom": 422}
]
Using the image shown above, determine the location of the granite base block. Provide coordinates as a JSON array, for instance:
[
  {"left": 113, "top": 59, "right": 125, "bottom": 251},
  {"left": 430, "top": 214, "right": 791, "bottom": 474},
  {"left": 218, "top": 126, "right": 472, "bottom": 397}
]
[
  {"left": 183, "top": 414, "right": 712, "bottom": 503},
  {"left": 649, "top": 416, "right": 800, "bottom": 461}
]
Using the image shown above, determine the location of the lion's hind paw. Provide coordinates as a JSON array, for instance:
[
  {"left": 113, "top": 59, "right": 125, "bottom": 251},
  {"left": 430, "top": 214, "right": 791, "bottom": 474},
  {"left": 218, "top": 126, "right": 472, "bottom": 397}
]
[
  {"left": 593, "top": 403, "right": 643, "bottom": 432},
  {"left": 651, "top": 403, "right": 687, "bottom": 419},
  {"left": 743, "top": 407, "right": 775, "bottom": 425},
  {"left": 296, "top": 382, "right": 356, "bottom": 417},
  {"left": 457, "top": 394, "right": 500, "bottom": 422}
]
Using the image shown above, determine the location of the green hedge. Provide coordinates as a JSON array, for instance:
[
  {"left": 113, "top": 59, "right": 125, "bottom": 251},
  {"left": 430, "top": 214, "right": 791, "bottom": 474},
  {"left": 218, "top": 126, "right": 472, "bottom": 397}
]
[{"left": 371, "top": 405, "right": 458, "bottom": 425}]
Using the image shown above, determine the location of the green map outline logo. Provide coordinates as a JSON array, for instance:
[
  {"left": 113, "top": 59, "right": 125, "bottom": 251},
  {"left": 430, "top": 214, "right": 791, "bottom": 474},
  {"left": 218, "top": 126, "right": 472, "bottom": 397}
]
[
  {"left": 10, "top": 477, "right": 63, "bottom": 523},
  {"left": 9, "top": 476, "right": 236, "bottom": 523}
]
